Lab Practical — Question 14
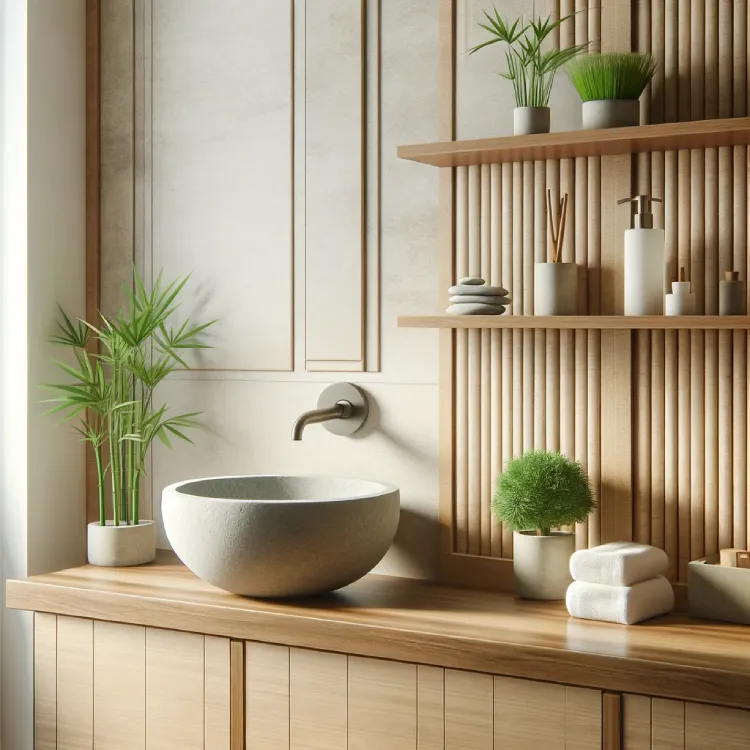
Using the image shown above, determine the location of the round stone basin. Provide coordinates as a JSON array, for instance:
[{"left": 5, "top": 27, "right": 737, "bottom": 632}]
[{"left": 162, "top": 476, "right": 400, "bottom": 598}]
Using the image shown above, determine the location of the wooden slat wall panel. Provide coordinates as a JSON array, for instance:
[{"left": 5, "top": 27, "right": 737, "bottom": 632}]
[
  {"left": 632, "top": 0, "right": 750, "bottom": 581},
  {"left": 446, "top": 0, "right": 748, "bottom": 581},
  {"left": 57, "top": 617, "right": 93, "bottom": 750},
  {"left": 94, "top": 621, "right": 146, "bottom": 750},
  {"left": 451, "top": 0, "right": 604, "bottom": 562}
]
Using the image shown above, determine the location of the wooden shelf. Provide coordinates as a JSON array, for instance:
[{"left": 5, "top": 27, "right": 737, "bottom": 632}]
[
  {"left": 398, "top": 314, "right": 750, "bottom": 330},
  {"left": 397, "top": 116, "right": 750, "bottom": 167}
]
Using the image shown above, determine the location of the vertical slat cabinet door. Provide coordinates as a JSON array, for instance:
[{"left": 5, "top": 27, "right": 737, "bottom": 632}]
[
  {"left": 57, "top": 617, "right": 93, "bottom": 750},
  {"left": 35, "top": 613, "right": 57, "bottom": 750},
  {"left": 205, "top": 636, "right": 231, "bottom": 750},
  {"left": 622, "top": 695, "right": 652, "bottom": 750},
  {"left": 348, "top": 655, "right": 417, "bottom": 749},
  {"left": 146, "top": 628, "right": 205, "bottom": 750},
  {"left": 494, "top": 676, "right": 565, "bottom": 750},
  {"left": 652, "top": 698, "right": 685, "bottom": 750},
  {"left": 686, "top": 702, "right": 750, "bottom": 749},
  {"left": 245, "top": 642, "right": 289, "bottom": 749},
  {"left": 566, "top": 687, "right": 602, "bottom": 750},
  {"left": 417, "top": 665, "right": 445, "bottom": 750},
  {"left": 289, "top": 648, "right": 347, "bottom": 750},
  {"left": 94, "top": 621, "right": 146, "bottom": 750},
  {"left": 445, "top": 669, "right": 493, "bottom": 750}
]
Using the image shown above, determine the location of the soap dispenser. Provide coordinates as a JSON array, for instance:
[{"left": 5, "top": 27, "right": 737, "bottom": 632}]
[{"left": 618, "top": 195, "right": 665, "bottom": 315}]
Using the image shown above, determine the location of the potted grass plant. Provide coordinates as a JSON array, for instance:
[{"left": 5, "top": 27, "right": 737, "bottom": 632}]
[
  {"left": 46, "top": 270, "right": 214, "bottom": 567},
  {"left": 469, "top": 8, "right": 588, "bottom": 135},
  {"left": 494, "top": 450, "right": 594, "bottom": 600},
  {"left": 565, "top": 52, "right": 657, "bottom": 129}
]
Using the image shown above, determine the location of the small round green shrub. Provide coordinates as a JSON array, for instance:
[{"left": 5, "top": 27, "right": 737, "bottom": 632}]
[{"left": 493, "top": 450, "right": 594, "bottom": 536}]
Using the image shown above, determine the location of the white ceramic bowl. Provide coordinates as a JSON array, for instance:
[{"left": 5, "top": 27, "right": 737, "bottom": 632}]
[{"left": 162, "top": 475, "right": 400, "bottom": 598}]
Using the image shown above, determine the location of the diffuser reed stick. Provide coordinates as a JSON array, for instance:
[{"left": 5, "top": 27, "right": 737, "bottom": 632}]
[{"left": 546, "top": 189, "right": 570, "bottom": 263}]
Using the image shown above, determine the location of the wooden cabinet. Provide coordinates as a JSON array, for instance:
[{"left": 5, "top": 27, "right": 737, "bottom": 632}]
[
  {"left": 623, "top": 694, "right": 750, "bottom": 749},
  {"left": 33, "top": 613, "right": 750, "bottom": 749},
  {"left": 35, "top": 614, "right": 231, "bottom": 750}
]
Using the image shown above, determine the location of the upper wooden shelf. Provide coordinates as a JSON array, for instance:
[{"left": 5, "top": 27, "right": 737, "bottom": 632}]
[
  {"left": 399, "top": 315, "right": 750, "bottom": 330},
  {"left": 397, "top": 116, "right": 750, "bottom": 167}
]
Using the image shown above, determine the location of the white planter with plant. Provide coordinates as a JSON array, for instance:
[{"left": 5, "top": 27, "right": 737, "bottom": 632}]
[
  {"left": 493, "top": 450, "right": 595, "bottom": 600},
  {"left": 46, "top": 271, "right": 213, "bottom": 567},
  {"left": 469, "top": 9, "right": 588, "bottom": 135},
  {"left": 565, "top": 52, "right": 657, "bottom": 129}
]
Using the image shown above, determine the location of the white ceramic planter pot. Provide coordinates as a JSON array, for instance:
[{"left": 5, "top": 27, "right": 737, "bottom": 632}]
[
  {"left": 513, "top": 106, "right": 550, "bottom": 136},
  {"left": 513, "top": 530, "right": 575, "bottom": 600},
  {"left": 534, "top": 262, "right": 578, "bottom": 315},
  {"left": 582, "top": 99, "right": 640, "bottom": 130},
  {"left": 87, "top": 521, "right": 156, "bottom": 567}
]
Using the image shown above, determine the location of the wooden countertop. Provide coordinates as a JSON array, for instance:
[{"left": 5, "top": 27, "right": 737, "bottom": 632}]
[{"left": 8, "top": 552, "right": 750, "bottom": 710}]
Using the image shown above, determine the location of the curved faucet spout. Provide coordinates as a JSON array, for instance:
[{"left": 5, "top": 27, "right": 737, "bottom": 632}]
[{"left": 291, "top": 401, "right": 353, "bottom": 441}]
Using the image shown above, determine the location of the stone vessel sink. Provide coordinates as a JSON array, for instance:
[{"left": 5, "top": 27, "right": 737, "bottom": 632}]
[{"left": 162, "top": 476, "right": 400, "bottom": 598}]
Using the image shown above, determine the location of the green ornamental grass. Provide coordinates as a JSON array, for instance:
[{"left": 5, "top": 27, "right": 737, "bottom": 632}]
[
  {"left": 493, "top": 450, "right": 594, "bottom": 536},
  {"left": 565, "top": 52, "right": 657, "bottom": 102},
  {"left": 45, "top": 270, "right": 214, "bottom": 527},
  {"left": 469, "top": 8, "right": 588, "bottom": 108}
]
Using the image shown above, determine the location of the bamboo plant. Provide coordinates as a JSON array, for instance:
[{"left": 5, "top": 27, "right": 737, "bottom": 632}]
[
  {"left": 469, "top": 9, "right": 588, "bottom": 108},
  {"left": 46, "top": 270, "right": 214, "bottom": 526}
]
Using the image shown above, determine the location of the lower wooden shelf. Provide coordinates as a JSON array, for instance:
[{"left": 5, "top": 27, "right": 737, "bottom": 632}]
[{"left": 398, "top": 314, "right": 750, "bottom": 330}]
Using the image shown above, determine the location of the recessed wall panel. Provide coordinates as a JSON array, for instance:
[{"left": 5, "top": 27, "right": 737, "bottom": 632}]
[
  {"left": 305, "top": 0, "right": 365, "bottom": 368},
  {"left": 152, "top": 0, "right": 293, "bottom": 371}
]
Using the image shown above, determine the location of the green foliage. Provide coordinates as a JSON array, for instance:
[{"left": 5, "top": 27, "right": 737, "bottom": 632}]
[
  {"left": 493, "top": 451, "right": 594, "bottom": 536},
  {"left": 45, "top": 269, "right": 215, "bottom": 526},
  {"left": 469, "top": 7, "right": 588, "bottom": 107},
  {"left": 565, "top": 52, "right": 657, "bottom": 101}
]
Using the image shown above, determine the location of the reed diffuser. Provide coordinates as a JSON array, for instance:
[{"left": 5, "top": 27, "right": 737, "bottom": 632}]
[{"left": 534, "top": 189, "right": 578, "bottom": 315}]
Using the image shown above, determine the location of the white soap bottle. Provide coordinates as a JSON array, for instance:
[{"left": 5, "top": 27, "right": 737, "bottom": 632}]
[{"left": 619, "top": 195, "right": 665, "bottom": 315}]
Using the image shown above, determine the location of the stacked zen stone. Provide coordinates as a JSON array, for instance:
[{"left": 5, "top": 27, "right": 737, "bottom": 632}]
[{"left": 447, "top": 276, "right": 511, "bottom": 315}]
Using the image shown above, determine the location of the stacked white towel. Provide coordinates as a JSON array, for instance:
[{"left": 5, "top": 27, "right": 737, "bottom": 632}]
[{"left": 566, "top": 542, "right": 674, "bottom": 625}]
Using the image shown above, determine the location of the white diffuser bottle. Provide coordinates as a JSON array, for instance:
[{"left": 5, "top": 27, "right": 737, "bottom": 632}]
[
  {"left": 665, "top": 266, "right": 696, "bottom": 315},
  {"left": 619, "top": 195, "right": 665, "bottom": 315}
]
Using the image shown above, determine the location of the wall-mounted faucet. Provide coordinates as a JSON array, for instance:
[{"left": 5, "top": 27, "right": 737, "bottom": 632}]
[{"left": 292, "top": 383, "right": 369, "bottom": 441}]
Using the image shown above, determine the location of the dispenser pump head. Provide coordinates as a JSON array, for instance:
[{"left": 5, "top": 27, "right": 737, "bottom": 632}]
[{"left": 617, "top": 194, "right": 662, "bottom": 229}]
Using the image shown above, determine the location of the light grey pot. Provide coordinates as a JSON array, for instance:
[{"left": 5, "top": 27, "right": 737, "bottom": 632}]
[
  {"left": 534, "top": 262, "right": 578, "bottom": 315},
  {"left": 513, "top": 530, "right": 575, "bottom": 600},
  {"left": 513, "top": 106, "right": 550, "bottom": 135},
  {"left": 87, "top": 521, "right": 156, "bottom": 567},
  {"left": 582, "top": 99, "right": 640, "bottom": 130}
]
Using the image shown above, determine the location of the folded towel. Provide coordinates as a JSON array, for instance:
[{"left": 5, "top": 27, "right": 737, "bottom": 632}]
[
  {"left": 570, "top": 541, "right": 669, "bottom": 586},
  {"left": 566, "top": 576, "right": 675, "bottom": 625}
]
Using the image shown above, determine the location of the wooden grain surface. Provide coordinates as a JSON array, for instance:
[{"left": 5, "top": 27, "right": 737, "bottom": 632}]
[
  {"left": 399, "top": 315, "right": 750, "bottom": 330},
  {"left": 397, "top": 117, "right": 750, "bottom": 168},
  {"left": 10, "top": 553, "right": 750, "bottom": 712}
]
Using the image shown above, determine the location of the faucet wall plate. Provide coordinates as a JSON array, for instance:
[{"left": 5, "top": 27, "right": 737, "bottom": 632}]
[{"left": 318, "top": 382, "right": 369, "bottom": 436}]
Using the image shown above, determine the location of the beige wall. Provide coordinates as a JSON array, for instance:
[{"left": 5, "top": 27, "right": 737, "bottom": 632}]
[{"left": 101, "top": 0, "right": 444, "bottom": 578}]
